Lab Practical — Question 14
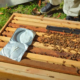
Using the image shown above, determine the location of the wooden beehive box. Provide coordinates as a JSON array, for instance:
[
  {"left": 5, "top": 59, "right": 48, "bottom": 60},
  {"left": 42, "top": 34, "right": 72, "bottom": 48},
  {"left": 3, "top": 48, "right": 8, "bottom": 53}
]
[{"left": 0, "top": 13, "right": 80, "bottom": 80}]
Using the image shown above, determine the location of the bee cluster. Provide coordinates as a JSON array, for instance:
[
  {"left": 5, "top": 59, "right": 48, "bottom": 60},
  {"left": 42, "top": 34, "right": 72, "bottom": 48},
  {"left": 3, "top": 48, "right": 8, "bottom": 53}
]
[{"left": 39, "top": 30, "right": 80, "bottom": 60}]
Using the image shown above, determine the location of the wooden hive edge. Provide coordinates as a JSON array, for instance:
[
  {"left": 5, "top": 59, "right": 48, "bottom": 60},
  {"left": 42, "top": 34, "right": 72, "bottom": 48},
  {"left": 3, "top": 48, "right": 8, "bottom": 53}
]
[
  {"left": 0, "top": 13, "right": 15, "bottom": 35},
  {"left": 0, "top": 61, "right": 80, "bottom": 80},
  {"left": 13, "top": 13, "right": 80, "bottom": 25}
]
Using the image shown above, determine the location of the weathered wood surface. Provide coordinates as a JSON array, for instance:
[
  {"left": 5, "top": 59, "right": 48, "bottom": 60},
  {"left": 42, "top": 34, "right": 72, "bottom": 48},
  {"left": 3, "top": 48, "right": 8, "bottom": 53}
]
[
  {"left": 0, "top": 55, "right": 80, "bottom": 76},
  {"left": 0, "top": 61, "right": 80, "bottom": 80},
  {"left": 13, "top": 13, "right": 80, "bottom": 29}
]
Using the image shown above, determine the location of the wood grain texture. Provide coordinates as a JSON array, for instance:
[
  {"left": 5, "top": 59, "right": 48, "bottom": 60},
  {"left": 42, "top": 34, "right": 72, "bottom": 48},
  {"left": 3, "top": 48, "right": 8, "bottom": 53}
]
[
  {"left": 0, "top": 61, "right": 80, "bottom": 80},
  {"left": 0, "top": 55, "right": 79, "bottom": 76},
  {"left": 13, "top": 13, "right": 80, "bottom": 26},
  {"left": 0, "top": 45, "right": 80, "bottom": 69},
  {"left": 12, "top": 14, "right": 80, "bottom": 29}
]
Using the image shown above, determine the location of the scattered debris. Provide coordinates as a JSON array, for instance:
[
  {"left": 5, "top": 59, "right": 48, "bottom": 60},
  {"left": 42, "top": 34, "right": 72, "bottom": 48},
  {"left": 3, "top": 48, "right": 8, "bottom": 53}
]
[
  {"left": 57, "top": 13, "right": 61, "bottom": 18},
  {"left": 0, "top": 12, "right": 3, "bottom": 15},
  {"left": 49, "top": 76, "right": 54, "bottom": 78},
  {"left": 76, "top": 67, "right": 80, "bottom": 74},
  {"left": 62, "top": 61, "right": 66, "bottom": 66},
  {"left": 32, "top": 8, "right": 41, "bottom": 15},
  {"left": 38, "top": 0, "right": 41, "bottom": 7}
]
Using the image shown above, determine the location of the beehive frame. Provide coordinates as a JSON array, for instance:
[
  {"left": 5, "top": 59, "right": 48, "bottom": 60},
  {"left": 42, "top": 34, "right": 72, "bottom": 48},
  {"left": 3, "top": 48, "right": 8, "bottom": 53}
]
[{"left": 0, "top": 13, "right": 80, "bottom": 80}]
